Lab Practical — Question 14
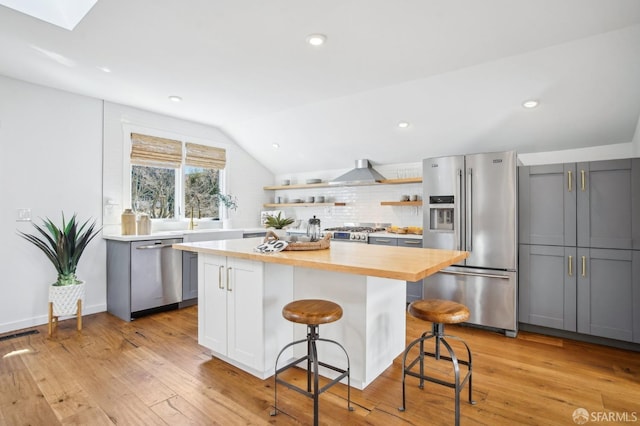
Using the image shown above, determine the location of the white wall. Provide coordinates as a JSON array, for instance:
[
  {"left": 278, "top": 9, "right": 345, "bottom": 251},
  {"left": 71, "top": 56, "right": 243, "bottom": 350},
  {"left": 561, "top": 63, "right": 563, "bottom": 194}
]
[
  {"left": 633, "top": 114, "right": 640, "bottom": 157},
  {"left": 518, "top": 142, "right": 635, "bottom": 165},
  {"left": 0, "top": 76, "right": 273, "bottom": 334},
  {"left": 0, "top": 75, "right": 104, "bottom": 333}
]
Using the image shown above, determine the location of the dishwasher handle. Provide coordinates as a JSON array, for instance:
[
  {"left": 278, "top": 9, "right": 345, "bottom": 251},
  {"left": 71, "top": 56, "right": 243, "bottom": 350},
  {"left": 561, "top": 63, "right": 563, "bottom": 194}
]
[{"left": 136, "top": 243, "right": 176, "bottom": 249}]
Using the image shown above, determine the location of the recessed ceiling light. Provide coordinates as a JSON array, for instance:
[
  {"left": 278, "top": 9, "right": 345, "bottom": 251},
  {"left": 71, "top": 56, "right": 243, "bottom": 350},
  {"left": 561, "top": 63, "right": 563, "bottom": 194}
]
[
  {"left": 522, "top": 100, "right": 539, "bottom": 109},
  {"left": 306, "top": 34, "right": 327, "bottom": 46},
  {"left": 272, "top": 143, "right": 280, "bottom": 149},
  {"left": 398, "top": 121, "right": 410, "bottom": 128},
  {"left": 169, "top": 96, "right": 182, "bottom": 102}
]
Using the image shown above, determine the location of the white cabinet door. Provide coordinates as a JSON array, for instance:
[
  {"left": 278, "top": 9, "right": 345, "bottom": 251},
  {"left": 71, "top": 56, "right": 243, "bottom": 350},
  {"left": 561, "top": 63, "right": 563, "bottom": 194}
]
[
  {"left": 199, "top": 254, "right": 265, "bottom": 370},
  {"left": 199, "top": 255, "right": 228, "bottom": 352},
  {"left": 227, "top": 257, "right": 264, "bottom": 370}
]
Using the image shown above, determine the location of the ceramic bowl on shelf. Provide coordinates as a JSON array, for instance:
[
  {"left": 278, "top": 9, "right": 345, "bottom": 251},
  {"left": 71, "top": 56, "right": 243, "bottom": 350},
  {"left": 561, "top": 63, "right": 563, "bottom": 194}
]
[
  {"left": 289, "top": 198, "right": 302, "bottom": 203},
  {"left": 306, "top": 178, "right": 322, "bottom": 184},
  {"left": 315, "top": 196, "right": 325, "bottom": 203}
]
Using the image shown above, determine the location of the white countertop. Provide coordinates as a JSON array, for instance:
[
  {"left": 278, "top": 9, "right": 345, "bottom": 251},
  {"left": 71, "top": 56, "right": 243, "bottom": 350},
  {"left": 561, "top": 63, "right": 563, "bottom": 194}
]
[{"left": 102, "top": 227, "right": 266, "bottom": 242}]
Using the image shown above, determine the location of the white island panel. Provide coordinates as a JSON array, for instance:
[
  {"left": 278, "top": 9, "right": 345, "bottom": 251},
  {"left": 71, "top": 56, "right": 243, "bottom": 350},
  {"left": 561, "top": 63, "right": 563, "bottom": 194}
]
[{"left": 293, "top": 268, "right": 406, "bottom": 389}]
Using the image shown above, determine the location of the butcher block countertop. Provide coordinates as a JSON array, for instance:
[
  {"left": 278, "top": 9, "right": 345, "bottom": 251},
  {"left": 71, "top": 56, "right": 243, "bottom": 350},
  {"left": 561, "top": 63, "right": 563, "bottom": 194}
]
[{"left": 173, "top": 238, "right": 468, "bottom": 282}]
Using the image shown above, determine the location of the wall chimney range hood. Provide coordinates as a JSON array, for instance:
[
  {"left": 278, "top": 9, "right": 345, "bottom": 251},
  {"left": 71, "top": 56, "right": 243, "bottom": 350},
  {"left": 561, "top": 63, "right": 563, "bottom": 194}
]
[{"left": 330, "top": 159, "right": 386, "bottom": 185}]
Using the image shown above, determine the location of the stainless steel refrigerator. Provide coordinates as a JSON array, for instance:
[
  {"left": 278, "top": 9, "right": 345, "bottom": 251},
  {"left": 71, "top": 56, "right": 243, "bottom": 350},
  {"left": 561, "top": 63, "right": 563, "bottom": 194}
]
[{"left": 422, "top": 151, "right": 517, "bottom": 336}]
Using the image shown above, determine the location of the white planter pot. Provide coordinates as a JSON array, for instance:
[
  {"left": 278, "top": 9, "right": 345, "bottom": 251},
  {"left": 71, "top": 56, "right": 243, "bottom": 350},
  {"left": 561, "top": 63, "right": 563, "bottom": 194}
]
[{"left": 49, "top": 281, "right": 85, "bottom": 317}]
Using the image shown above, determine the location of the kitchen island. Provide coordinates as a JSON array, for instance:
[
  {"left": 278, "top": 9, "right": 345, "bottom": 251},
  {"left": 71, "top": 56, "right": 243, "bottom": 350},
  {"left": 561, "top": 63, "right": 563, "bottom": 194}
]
[{"left": 173, "top": 238, "right": 468, "bottom": 389}]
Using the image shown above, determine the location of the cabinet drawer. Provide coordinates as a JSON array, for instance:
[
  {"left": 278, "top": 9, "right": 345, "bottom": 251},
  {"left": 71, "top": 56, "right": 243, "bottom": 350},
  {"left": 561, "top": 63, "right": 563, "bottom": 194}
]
[
  {"left": 398, "top": 238, "right": 422, "bottom": 248},
  {"left": 369, "top": 236, "right": 398, "bottom": 246}
]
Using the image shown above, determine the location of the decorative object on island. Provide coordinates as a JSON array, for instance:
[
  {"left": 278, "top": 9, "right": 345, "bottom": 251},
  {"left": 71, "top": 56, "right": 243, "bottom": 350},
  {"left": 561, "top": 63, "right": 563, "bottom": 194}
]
[
  {"left": 18, "top": 212, "right": 101, "bottom": 336},
  {"left": 264, "top": 211, "right": 294, "bottom": 238},
  {"left": 264, "top": 230, "right": 331, "bottom": 251},
  {"left": 307, "top": 215, "right": 321, "bottom": 241}
]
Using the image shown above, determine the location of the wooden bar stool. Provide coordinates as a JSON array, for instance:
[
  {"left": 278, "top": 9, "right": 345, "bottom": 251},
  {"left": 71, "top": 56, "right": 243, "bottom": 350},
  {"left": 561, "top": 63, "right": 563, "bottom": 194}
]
[
  {"left": 271, "top": 299, "right": 353, "bottom": 426},
  {"left": 399, "top": 299, "right": 475, "bottom": 426}
]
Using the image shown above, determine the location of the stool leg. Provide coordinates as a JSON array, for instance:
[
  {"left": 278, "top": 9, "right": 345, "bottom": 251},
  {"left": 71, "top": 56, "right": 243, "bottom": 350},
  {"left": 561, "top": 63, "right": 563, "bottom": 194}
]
[
  {"left": 311, "top": 338, "right": 319, "bottom": 426},
  {"left": 271, "top": 336, "right": 310, "bottom": 417},
  {"left": 398, "top": 334, "right": 430, "bottom": 411},
  {"left": 439, "top": 338, "right": 462, "bottom": 426}
]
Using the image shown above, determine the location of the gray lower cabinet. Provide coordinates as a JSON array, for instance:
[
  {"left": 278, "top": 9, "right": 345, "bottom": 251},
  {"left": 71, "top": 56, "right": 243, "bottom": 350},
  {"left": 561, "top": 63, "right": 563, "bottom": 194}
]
[
  {"left": 577, "top": 248, "right": 640, "bottom": 343},
  {"left": 519, "top": 244, "right": 640, "bottom": 343},
  {"left": 518, "top": 244, "right": 577, "bottom": 331},
  {"left": 181, "top": 251, "right": 198, "bottom": 307},
  {"left": 369, "top": 236, "right": 423, "bottom": 303}
]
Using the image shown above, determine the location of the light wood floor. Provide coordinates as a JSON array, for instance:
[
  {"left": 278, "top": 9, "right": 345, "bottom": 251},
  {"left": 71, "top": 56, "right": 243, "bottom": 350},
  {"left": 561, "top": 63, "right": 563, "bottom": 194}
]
[{"left": 1, "top": 306, "right": 638, "bottom": 425}]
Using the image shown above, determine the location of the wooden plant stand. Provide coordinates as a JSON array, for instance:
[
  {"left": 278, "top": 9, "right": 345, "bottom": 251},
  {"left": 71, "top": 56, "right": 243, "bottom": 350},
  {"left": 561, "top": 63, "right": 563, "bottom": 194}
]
[{"left": 48, "top": 299, "right": 82, "bottom": 336}]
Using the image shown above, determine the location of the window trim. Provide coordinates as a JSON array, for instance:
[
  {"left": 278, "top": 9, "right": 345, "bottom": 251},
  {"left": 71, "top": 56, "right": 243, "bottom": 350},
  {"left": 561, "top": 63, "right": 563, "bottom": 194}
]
[{"left": 121, "top": 123, "right": 230, "bottom": 221}]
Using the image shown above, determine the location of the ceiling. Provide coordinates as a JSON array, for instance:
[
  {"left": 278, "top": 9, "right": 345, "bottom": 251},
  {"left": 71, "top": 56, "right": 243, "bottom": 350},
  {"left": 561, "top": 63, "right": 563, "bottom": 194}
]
[{"left": 1, "top": 1, "right": 639, "bottom": 174}]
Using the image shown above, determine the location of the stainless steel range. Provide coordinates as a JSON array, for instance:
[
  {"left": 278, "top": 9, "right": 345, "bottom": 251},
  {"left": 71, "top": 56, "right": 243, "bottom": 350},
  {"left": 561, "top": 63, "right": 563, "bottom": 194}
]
[{"left": 323, "top": 223, "right": 390, "bottom": 243}]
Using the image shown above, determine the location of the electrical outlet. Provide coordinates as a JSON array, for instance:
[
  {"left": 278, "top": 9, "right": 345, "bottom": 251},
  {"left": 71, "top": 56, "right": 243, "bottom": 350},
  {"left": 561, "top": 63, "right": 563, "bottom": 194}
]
[{"left": 17, "top": 208, "right": 31, "bottom": 221}]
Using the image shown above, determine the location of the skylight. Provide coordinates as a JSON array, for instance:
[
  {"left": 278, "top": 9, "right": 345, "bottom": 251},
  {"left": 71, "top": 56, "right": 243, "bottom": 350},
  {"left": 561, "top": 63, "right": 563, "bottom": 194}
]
[{"left": 0, "top": 0, "right": 98, "bottom": 31}]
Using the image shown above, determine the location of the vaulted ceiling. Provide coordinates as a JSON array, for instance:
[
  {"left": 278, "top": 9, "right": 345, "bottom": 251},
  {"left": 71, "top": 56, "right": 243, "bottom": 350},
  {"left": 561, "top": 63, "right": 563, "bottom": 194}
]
[{"left": 1, "top": 0, "right": 639, "bottom": 173}]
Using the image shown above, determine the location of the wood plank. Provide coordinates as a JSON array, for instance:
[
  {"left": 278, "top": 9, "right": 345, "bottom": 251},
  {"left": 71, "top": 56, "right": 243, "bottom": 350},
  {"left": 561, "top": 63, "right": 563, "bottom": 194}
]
[{"left": 1, "top": 307, "right": 638, "bottom": 425}]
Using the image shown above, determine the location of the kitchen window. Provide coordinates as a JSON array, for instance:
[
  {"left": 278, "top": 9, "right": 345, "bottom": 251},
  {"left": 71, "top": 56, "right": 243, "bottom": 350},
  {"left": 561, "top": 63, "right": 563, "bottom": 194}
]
[{"left": 129, "top": 132, "right": 228, "bottom": 220}]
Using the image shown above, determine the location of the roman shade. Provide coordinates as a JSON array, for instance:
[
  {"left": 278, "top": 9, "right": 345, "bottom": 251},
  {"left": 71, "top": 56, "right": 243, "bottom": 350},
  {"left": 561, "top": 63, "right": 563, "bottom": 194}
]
[
  {"left": 185, "top": 142, "right": 226, "bottom": 169},
  {"left": 130, "top": 133, "right": 182, "bottom": 167}
]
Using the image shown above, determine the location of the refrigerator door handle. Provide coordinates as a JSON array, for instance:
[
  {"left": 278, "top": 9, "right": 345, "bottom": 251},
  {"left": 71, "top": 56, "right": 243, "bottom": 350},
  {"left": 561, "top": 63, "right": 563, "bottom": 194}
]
[
  {"left": 467, "top": 167, "right": 473, "bottom": 252},
  {"left": 456, "top": 168, "right": 463, "bottom": 250},
  {"left": 439, "top": 269, "right": 509, "bottom": 280}
]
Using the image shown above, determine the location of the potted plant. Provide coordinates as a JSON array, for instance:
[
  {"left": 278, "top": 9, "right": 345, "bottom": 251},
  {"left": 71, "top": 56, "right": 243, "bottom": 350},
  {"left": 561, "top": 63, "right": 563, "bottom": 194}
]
[
  {"left": 264, "top": 211, "right": 294, "bottom": 238},
  {"left": 18, "top": 213, "right": 100, "bottom": 333}
]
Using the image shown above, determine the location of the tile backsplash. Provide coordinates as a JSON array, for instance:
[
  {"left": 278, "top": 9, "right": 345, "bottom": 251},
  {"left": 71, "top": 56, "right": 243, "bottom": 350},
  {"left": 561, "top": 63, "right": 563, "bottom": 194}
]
[{"left": 271, "top": 161, "right": 423, "bottom": 229}]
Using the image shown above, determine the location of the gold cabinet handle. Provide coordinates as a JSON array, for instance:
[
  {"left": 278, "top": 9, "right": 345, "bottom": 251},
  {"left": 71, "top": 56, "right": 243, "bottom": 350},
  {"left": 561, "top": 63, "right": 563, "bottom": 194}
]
[
  {"left": 581, "top": 170, "right": 586, "bottom": 191},
  {"left": 568, "top": 255, "right": 573, "bottom": 276},
  {"left": 568, "top": 170, "right": 573, "bottom": 192},
  {"left": 218, "top": 265, "right": 225, "bottom": 289},
  {"left": 227, "top": 267, "right": 232, "bottom": 291},
  {"left": 581, "top": 256, "right": 586, "bottom": 277}
]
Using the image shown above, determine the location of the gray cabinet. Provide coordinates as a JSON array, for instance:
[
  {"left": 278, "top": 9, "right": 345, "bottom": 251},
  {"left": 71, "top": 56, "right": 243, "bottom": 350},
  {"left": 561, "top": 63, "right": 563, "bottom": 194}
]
[
  {"left": 519, "top": 159, "right": 640, "bottom": 249},
  {"left": 181, "top": 251, "right": 198, "bottom": 307},
  {"left": 368, "top": 236, "right": 398, "bottom": 246},
  {"left": 369, "top": 236, "right": 423, "bottom": 303},
  {"left": 577, "top": 159, "right": 640, "bottom": 250},
  {"left": 577, "top": 248, "right": 640, "bottom": 343},
  {"left": 518, "top": 244, "right": 576, "bottom": 331},
  {"left": 519, "top": 158, "right": 640, "bottom": 343},
  {"left": 519, "top": 163, "right": 576, "bottom": 246}
]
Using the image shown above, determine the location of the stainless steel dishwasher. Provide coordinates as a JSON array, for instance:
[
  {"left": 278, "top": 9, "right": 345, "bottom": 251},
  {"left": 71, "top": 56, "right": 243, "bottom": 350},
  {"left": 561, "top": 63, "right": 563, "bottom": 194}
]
[{"left": 131, "top": 238, "right": 183, "bottom": 316}]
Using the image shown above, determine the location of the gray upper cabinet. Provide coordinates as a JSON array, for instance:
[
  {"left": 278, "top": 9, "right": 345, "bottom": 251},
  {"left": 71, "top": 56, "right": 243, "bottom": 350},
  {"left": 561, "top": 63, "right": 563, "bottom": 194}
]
[
  {"left": 520, "top": 159, "right": 640, "bottom": 250},
  {"left": 519, "top": 163, "right": 577, "bottom": 246},
  {"left": 576, "top": 159, "right": 640, "bottom": 250}
]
